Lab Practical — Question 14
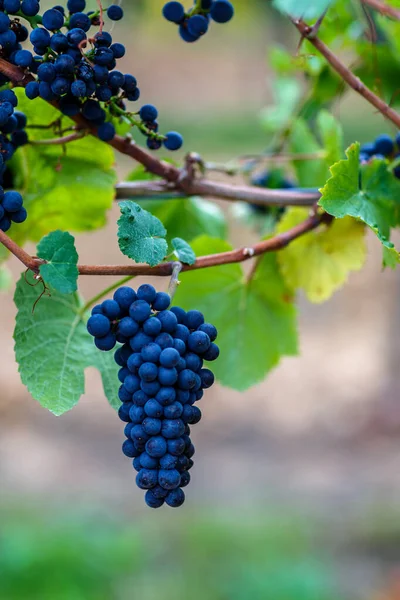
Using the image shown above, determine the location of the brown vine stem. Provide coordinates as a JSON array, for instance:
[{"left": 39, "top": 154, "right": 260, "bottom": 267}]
[
  {"left": 293, "top": 19, "right": 400, "bottom": 129},
  {"left": 361, "top": 0, "right": 400, "bottom": 20},
  {"left": 0, "top": 211, "right": 327, "bottom": 277},
  {"left": 0, "top": 230, "right": 42, "bottom": 272},
  {"left": 115, "top": 180, "right": 320, "bottom": 207}
]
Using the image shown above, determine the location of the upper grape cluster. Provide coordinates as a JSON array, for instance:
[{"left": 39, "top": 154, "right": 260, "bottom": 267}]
[
  {"left": 87, "top": 284, "right": 219, "bottom": 508},
  {"left": 0, "top": 88, "right": 28, "bottom": 231},
  {"left": 162, "top": 0, "right": 234, "bottom": 43},
  {"left": 360, "top": 133, "right": 400, "bottom": 178},
  {"left": 0, "top": 1, "right": 183, "bottom": 150}
]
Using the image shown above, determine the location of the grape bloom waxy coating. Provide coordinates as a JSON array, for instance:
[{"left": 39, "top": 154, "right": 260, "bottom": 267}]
[{"left": 87, "top": 284, "right": 219, "bottom": 508}]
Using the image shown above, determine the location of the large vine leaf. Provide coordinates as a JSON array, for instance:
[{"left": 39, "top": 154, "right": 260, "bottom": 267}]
[
  {"left": 127, "top": 165, "right": 227, "bottom": 242},
  {"left": 174, "top": 236, "right": 298, "bottom": 391},
  {"left": 319, "top": 143, "right": 400, "bottom": 256},
  {"left": 14, "top": 274, "right": 119, "bottom": 415},
  {"left": 8, "top": 90, "right": 116, "bottom": 244},
  {"left": 37, "top": 230, "right": 79, "bottom": 294},
  {"left": 277, "top": 209, "right": 366, "bottom": 303},
  {"left": 118, "top": 201, "right": 168, "bottom": 267}
]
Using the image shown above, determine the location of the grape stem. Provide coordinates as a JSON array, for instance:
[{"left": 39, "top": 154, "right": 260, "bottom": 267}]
[
  {"left": 0, "top": 210, "right": 331, "bottom": 277},
  {"left": 168, "top": 262, "right": 183, "bottom": 299}
]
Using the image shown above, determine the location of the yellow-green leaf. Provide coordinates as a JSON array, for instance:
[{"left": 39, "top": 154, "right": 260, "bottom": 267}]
[{"left": 277, "top": 208, "right": 366, "bottom": 303}]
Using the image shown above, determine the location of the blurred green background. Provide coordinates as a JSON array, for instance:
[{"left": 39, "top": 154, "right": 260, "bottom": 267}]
[{"left": 2, "top": 1, "right": 400, "bottom": 599}]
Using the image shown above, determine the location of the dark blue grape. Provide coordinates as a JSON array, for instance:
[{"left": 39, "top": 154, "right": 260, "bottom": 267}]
[
  {"left": 107, "top": 5, "right": 123, "bottom": 21},
  {"left": 124, "top": 374, "right": 141, "bottom": 394},
  {"left": 164, "top": 401, "right": 183, "bottom": 419},
  {"left": 178, "top": 369, "right": 197, "bottom": 390},
  {"left": 187, "top": 331, "right": 210, "bottom": 354},
  {"left": 174, "top": 324, "right": 190, "bottom": 343},
  {"left": 152, "top": 292, "right": 170, "bottom": 311},
  {"left": 122, "top": 439, "right": 136, "bottom": 458},
  {"left": 114, "top": 286, "right": 136, "bottom": 310},
  {"left": 98, "top": 122, "right": 116, "bottom": 141},
  {"left": 155, "top": 387, "right": 176, "bottom": 406},
  {"left": 187, "top": 15, "right": 208, "bottom": 37},
  {"left": 145, "top": 490, "right": 164, "bottom": 508},
  {"left": 129, "top": 299, "right": 151, "bottom": 322},
  {"left": 141, "top": 342, "right": 161, "bottom": 363},
  {"left": 143, "top": 317, "right": 162, "bottom": 336},
  {"left": 14, "top": 50, "right": 33, "bottom": 68},
  {"left": 111, "top": 42, "right": 125, "bottom": 58},
  {"left": 210, "top": 0, "right": 234, "bottom": 23},
  {"left": 144, "top": 399, "right": 164, "bottom": 419},
  {"left": 118, "top": 385, "right": 132, "bottom": 403},
  {"left": 161, "top": 419, "right": 185, "bottom": 439},
  {"left": 142, "top": 417, "right": 162, "bottom": 436},
  {"left": 159, "top": 347, "right": 180, "bottom": 368},
  {"left": 159, "top": 469, "right": 181, "bottom": 490},
  {"left": 374, "top": 134, "right": 394, "bottom": 156},
  {"left": 25, "top": 81, "right": 40, "bottom": 99},
  {"left": 95, "top": 332, "right": 116, "bottom": 351},
  {"left": 102, "top": 299, "right": 120, "bottom": 320},
  {"left": 145, "top": 436, "right": 167, "bottom": 458},
  {"left": 139, "top": 104, "right": 158, "bottom": 122},
  {"left": 136, "top": 469, "right": 158, "bottom": 490},
  {"left": 156, "top": 310, "right": 178, "bottom": 333},
  {"left": 67, "top": 0, "right": 86, "bottom": 11},
  {"left": 158, "top": 367, "right": 178, "bottom": 386},
  {"left": 203, "top": 342, "right": 220, "bottom": 361},
  {"left": 42, "top": 8, "right": 64, "bottom": 30},
  {"left": 163, "top": 1, "right": 185, "bottom": 23},
  {"left": 200, "top": 368, "right": 215, "bottom": 388},
  {"left": 139, "top": 362, "right": 158, "bottom": 382},
  {"left": 87, "top": 314, "right": 110, "bottom": 337}
]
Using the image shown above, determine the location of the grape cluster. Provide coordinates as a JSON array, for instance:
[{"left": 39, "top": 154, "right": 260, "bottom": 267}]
[
  {"left": 162, "top": 0, "right": 234, "bottom": 43},
  {"left": 0, "top": 88, "right": 28, "bottom": 231},
  {"left": 360, "top": 133, "right": 400, "bottom": 178},
  {"left": 87, "top": 284, "right": 219, "bottom": 508},
  {"left": 0, "top": 1, "right": 183, "bottom": 150}
]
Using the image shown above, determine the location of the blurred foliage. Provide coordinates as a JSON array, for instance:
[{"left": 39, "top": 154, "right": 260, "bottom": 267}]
[{"left": 0, "top": 505, "right": 337, "bottom": 600}]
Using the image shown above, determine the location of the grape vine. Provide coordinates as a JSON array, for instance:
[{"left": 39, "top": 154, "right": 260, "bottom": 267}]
[{"left": 2, "top": 0, "right": 400, "bottom": 508}]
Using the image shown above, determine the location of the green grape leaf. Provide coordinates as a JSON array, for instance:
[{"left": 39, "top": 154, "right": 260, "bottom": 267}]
[
  {"left": 171, "top": 238, "right": 196, "bottom": 265},
  {"left": 260, "top": 78, "right": 301, "bottom": 133},
  {"left": 174, "top": 236, "right": 298, "bottom": 391},
  {"left": 14, "top": 274, "right": 119, "bottom": 415},
  {"left": 319, "top": 143, "right": 400, "bottom": 248},
  {"left": 126, "top": 165, "right": 227, "bottom": 242},
  {"left": 383, "top": 245, "right": 400, "bottom": 269},
  {"left": 9, "top": 91, "right": 116, "bottom": 244},
  {"left": 277, "top": 208, "right": 366, "bottom": 302},
  {"left": 273, "top": 0, "right": 335, "bottom": 19},
  {"left": 118, "top": 201, "right": 168, "bottom": 267},
  {"left": 37, "top": 230, "right": 79, "bottom": 294}
]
